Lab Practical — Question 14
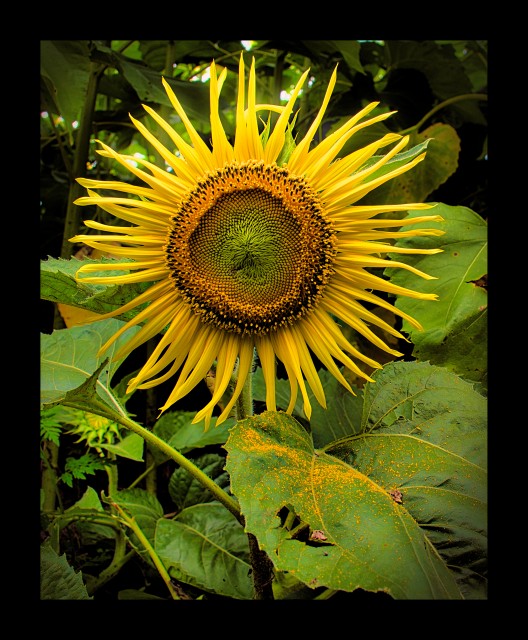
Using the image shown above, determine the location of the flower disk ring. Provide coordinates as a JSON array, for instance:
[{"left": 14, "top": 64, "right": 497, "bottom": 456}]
[{"left": 165, "top": 160, "right": 337, "bottom": 335}]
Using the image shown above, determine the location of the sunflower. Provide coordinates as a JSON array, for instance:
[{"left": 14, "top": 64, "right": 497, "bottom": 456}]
[{"left": 70, "top": 55, "right": 443, "bottom": 428}]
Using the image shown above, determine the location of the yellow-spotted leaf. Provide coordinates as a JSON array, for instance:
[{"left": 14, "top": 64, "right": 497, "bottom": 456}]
[
  {"left": 328, "top": 360, "right": 487, "bottom": 599},
  {"left": 224, "top": 411, "right": 462, "bottom": 600}
]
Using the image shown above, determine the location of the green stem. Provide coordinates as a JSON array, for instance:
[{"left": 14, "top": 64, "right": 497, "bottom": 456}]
[
  {"left": 399, "top": 93, "right": 488, "bottom": 135},
  {"left": 145, "top": 339, "right": 159, "bottom": 495},
  {"left": 111, "top": 501, "right": 180, "bottom": 600},
  {"left": 105, "top": 453, "right": 118, "bottom": 496},
  {"left": 41, "top": 441, "right": 61, "bottom": 513},
  {"left": 314, "top": 589, "right": 337, "bottom": 600},
  {"left": 235, "top": 363, "right": 254, "bottom": 421},
  {"left": 52, "top": 509, "right": 123, "bottom": 532},
  {"left": 85, "top": 528, "right": 133, "bottom": 596},
  {"left": 127, "top": 461, "right": 157, "bottom": 490},
  {"left": 234, "top": 355, "right": 275, "bottom": 600},
  {"left": 62, "top": 398, "right": 243, "bottom": 525},
  {"left": 247, "top": 533, "right": 275, "bottom": 600},
  {"left": 47, "top": 113, "right": 73, "bottom": 179},
  {"left": 87, "top": 547, "right": 135, "bottom": 596},
  {"left": 49, "top": 508, "right": 130, "bottom": 594}
]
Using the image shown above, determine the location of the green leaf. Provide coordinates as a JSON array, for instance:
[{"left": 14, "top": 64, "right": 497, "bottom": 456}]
[
  {"left": 168, "top": 453, "right": 231, "bottom": 510},
  {"left": 360, "top": 362, "right": 486, "bottom": 462},
  {"left": 386, "top": 40, "right": 487, "bottom": 125},
  {"left": 330, "top": 360, "right": 487, "bottom": 598},
  {"left": 117, "top": 589, "right": 166, "bottom": 600},
  {"left": 252, "top": 367, "right": 363, "bottom": 447},
  {"left": 40, "top": 540, "right": 93, "bottom": 600},
  {"left": 360, "top": 139, "right": 431, "bottom": 185},
  {"left": 225, "top": 410, "right": 462, "bottom": 599},
  {"left": 40, "top": 41, "right": 91, "bottom": 134},
  {"left": 40, "top": 318, "right": 140, "bottom": 411},
  {"left": 118, "top": 57, "right": 211, "bottom": 123},
  {"left": 66, "top": 486, "right": 104, "bottom": 512},
  {"left": 386, "top": 204, "right": 487, "bottom": 385},
  {"left": 331, "top": 40, "right": 365, "bottom": 74},
  {"left": 114, "top": 488, "right": 164, "bottom": 557},
  {"left": 150, "top": 411, "right": 234, "bottom": 464},
  {"left": 99, "top": 432, "right": 144, "bottom": 461},
  {"left": 359, "top": 124, "right": 461, "bottom": 206},
  {"left": 40, "top": 406, "right": 64, "bottom": 446},
  {"left": 64, "top": 453, "right": 106, "bottom": 480},
  {"left": 155, "top": 503, "right": 252, "bottom": 599},
  {"left": 64, "top": 487, "right": 116, "bottom": 543},
  {"left": 41, "top": 257, "right": 149, "bottom": 322}
]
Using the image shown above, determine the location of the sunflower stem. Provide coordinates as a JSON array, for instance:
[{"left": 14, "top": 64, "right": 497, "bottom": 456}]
[
  {"left": 104, "top": 453, "right": 118, "bottom": 496},
  {"left": 247, "top": 532, "right": 275, "bottom": 600},
  {"left": 85, "top": 529, "right": 134, "bottom": 596},
  {"left": 110, "top": 500, "right": 181, "bottom": 600},
  {"left": 235, "top": 366, "right": 254, "bottom": 421},
  {"left": 234, "top": 353, "right": 275, "bottom": 599},
  {"left": 398, "top": 93, "right": 488, "bottom": 135},
  {"left": 145, "top": 339, "right": 159, "bottom": 496},
  {"left": 61, "top": 398, "right": 244, "bottom": 525}
]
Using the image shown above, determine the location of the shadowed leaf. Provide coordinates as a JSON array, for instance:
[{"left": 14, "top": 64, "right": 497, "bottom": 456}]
[
  {"left": 40, "top": 540, "right": 92, "bottom": 600},
  {"left": 156, "top": 503, "right": 252, "bottom": 599}
]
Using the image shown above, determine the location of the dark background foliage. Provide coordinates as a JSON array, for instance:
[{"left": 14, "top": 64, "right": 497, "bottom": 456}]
[
  {"left": 40, "top": 38, "right": 487, "bottom": 409},
  {"left": 41, "top": 40, "right": 487, "bottom": 265},
  {"left": 40, "top": 40, "right": 487, "bottom": 601},
  {"left": 40, "top": 36, "right": 487, "bottom": 433}
]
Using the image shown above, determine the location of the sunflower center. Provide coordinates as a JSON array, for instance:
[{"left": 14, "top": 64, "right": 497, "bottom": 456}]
[{"left": 165, "top": 160, "right": 336, "bottom": 334}]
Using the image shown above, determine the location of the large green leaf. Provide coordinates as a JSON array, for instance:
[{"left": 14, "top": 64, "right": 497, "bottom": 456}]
[
  {"left": 253, "top": 366, "right": 364, "bottom": 447},
  {"left": 40, "top": 540, "right": 92, "bottom": 600},
  {"left": 359, "top": 124, "right": 461, "bottom": 206},
  {"left": 149, "top": 411, "right": 235, "bottom": 465},
  {"left": 360, "top": 362, "right": 486, "bottom": 461},
  {"left": 225, "top": 410, "right": 463, "bottom": 599},
  {"left": 40, "top": 318, "right": 140, "bottom": 411},
  {"left": 41, "top": 257, "right": 149, "bottom": 322},
  {"left": 155, "top": 503, "right": 252, "bottom": 599},
  {"left": 330, "top": 40, "right": 365, "bottom": 74},
  {"left": 330, "top": 360, "right": 487, "bottom": 599},
  {"left": 386, "top": 40, "right": 487, "bottom": 125},
  {"left": 40, "top": 41, "right": 91, "bottom": 133},
  {"left": 386, "top": 203, "right": 487, "bottom": 385}
]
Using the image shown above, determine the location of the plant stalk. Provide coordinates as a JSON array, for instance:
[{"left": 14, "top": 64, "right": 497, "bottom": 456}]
[
  {"left": 62, "top": 398, "right": 243, "bottom": 525},
  {"left": 111, "top": 501, "right": 180, "bottom": 600},
  {"left": 236, "top": 358, "right": 275, "bottom": 600},
  {"left": 399, "top": 93, "right": 488, "bottom": 135}
]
